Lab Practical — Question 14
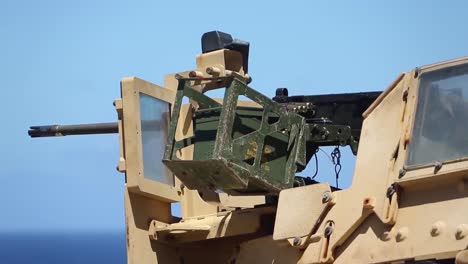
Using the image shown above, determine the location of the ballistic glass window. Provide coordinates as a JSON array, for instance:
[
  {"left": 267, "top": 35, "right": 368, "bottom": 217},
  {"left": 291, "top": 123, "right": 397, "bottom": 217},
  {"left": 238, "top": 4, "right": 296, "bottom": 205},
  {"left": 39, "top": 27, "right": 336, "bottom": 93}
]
[
  {"left": 407, "top": 63, "right": 468, "bottom": 167},
  {"left": 139, "top": 93, "right": 174, "bottom": 186}
]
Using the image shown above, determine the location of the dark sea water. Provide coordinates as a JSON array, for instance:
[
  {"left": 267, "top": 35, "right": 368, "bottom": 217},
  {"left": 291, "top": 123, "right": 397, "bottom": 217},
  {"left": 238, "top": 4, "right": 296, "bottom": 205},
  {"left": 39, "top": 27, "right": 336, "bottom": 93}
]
[{"left": 0, "top": 232, "right": 126, "bottom": 264}]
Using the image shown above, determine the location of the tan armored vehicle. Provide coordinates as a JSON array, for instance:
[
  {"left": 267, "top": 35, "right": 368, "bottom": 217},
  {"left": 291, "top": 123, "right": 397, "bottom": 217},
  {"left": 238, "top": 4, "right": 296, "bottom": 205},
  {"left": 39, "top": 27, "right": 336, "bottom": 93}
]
[{"left": 29, "top": 31, "right": 468, "bottom": 264}]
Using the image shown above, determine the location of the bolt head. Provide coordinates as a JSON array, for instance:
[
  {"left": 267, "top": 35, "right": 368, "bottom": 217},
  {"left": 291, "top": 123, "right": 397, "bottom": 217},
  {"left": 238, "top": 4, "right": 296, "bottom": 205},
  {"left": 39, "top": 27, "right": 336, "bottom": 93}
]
[
  {"left": 434, "top": 160, "right": 443, "bottom": 173},
  {"left": 396, "top": 227, "right": 409, "bottom": 242},
  {"left": 431, "top": 221, "right": 445, "bottom": 236},
  {"left": 386, "top": 185, "right": 396, "bottom": 198},
  {"left": 324, "top": 225, "right": 333, "bottom": 237},
  {"left": 382, "top": 231, "right": 392, "bottom": 241},
  {"left": 399, "top": 169, "right": 406, "bottom": 178},
  {"left": 292, "top": 237, "right": 301, "bottom": 246},
  {"left": 456, "top": 224, "right": 468, "bottom": 240},
  {"left": 322, "top": 192, "right": 331, "bottom": 203}
]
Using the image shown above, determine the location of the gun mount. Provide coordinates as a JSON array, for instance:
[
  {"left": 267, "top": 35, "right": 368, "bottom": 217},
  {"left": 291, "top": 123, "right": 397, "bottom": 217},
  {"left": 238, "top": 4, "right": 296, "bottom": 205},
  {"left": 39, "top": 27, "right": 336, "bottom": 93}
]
[
  {"left": 160, "top": 73, "right": 380, "bottom": 195},
  {"left": 28, "top": 31, "right": 468, "bottom": 264}
]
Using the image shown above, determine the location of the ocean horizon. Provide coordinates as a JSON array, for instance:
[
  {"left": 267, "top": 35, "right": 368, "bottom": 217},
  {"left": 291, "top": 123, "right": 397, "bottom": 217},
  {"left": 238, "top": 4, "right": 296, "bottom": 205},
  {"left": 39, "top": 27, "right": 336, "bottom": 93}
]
[{"left": 0, "top": 231, "right": 126, "bottom": 264}]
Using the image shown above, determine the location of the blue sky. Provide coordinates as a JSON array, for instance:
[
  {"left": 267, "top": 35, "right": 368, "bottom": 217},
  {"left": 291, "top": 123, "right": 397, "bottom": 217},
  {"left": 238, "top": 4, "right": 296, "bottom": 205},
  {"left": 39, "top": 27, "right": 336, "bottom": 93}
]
[{"left": 1, "top": 1, "right": 467, "bottom": 232}]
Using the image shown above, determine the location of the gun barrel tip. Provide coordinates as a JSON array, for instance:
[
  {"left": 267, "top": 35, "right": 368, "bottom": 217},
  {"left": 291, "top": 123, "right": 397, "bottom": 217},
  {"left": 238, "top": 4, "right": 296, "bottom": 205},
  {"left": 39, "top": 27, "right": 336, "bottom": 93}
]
[
  {"left": 28, "top": 130, "right": 37, "bottom": 138},
  {"left": 28, "top": 125, "right": 50, "bottom": 138}
]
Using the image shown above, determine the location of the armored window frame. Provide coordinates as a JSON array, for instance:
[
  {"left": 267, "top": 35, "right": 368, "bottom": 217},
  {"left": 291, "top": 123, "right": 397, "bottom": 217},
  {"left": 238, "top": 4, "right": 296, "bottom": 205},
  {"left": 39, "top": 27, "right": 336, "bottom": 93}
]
[
  {"left": 120, "top": 77, "right": 180, "bottom": 202},
  {"left": 406, "top": 63, "right": 468, "bottom": 168},
  {"left": 405, "top": 59, "right": 468, "bottom": 169},
  {"left": 399, "top": 57, "right": 468, "bottom": 185}
]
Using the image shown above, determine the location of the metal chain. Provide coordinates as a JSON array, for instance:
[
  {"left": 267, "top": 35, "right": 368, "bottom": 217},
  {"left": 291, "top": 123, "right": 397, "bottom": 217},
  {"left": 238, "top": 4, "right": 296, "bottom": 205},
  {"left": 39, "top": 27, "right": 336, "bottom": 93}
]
[{"left": 331, "top": 146, "right": 342, "bottom": 188}]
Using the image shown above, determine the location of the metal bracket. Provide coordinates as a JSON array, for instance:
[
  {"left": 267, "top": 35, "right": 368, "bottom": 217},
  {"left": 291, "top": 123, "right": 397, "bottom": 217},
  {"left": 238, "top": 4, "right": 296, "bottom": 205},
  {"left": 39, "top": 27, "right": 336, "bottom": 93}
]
[{"left": 163, "top": 77, "right": 306, "bottom": 195}]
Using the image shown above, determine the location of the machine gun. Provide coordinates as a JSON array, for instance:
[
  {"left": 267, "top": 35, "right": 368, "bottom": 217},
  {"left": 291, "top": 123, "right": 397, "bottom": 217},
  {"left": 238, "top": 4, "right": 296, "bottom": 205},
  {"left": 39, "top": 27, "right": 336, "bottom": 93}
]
[
  {"left": 29, "top": 31, "right": 379, "bottom": 195},
  {"left": 29, "top": 31, "right": 468, "bottom": 264}
]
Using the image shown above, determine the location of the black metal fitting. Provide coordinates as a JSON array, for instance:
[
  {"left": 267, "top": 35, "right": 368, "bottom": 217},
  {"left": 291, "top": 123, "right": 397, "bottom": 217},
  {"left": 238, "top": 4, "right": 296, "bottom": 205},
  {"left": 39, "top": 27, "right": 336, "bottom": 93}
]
[{"left": 201, "top": 31, "right": 250, "bottom": 73}]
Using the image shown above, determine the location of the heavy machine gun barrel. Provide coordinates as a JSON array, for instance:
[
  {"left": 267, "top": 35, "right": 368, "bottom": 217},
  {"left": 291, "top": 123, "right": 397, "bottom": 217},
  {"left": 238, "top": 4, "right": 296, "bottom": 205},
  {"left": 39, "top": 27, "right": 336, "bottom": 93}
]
[{"left": 28, "top": 122, "right": 118, "bottom": 138}]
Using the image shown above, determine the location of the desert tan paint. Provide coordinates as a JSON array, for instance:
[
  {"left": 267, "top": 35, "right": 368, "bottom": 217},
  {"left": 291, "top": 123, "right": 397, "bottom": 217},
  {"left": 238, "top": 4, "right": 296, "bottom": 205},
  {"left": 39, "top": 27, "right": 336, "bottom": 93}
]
[{"left": 119, "top": 51, "right": 468, "bottom": 263}]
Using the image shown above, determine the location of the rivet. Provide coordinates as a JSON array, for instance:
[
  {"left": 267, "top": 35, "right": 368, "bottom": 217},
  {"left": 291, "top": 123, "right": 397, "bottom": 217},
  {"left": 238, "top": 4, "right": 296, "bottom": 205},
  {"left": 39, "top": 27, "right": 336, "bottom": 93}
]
[
  {"left": 396, "top": 227, "right": 409, "bottom": 242},
  {"left": 431, "top": 221, "right": 445, "bottom": 236},
  {"left": 456, "top": 224, "right": 468, "bottom": 240}
]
